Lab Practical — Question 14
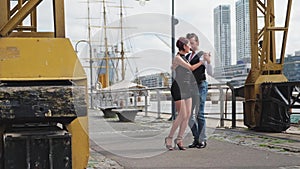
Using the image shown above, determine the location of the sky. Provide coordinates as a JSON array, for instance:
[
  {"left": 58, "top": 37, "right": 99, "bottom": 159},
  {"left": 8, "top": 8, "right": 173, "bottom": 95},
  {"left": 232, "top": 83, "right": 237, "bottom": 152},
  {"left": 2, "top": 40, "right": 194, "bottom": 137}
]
[{"left": 35, "top": 0, "right": 300, "bottom": 82}]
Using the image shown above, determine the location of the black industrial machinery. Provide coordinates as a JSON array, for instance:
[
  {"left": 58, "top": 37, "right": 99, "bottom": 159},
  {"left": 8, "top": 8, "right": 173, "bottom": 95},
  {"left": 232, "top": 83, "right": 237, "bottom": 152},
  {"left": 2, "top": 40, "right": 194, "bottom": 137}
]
[{"left": 0, "top": 0, "right": 89, "bottom": 168}]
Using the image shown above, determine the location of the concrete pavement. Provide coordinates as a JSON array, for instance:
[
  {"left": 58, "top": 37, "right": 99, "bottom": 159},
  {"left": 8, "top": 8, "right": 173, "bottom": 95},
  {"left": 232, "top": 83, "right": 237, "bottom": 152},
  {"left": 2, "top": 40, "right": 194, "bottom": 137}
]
[
  {"left": 87, "top": 109, "right": 300, "bottom": 169},
  {"left": 90, "top": 138, "right": 300, "bottom": 169}
]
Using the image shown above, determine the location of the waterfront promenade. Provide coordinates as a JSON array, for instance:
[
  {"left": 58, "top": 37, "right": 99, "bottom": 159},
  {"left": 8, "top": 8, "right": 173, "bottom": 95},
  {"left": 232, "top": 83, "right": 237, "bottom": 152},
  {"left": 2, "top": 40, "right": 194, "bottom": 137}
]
[{"left": 87, "top": 109, "right": 300, "bottom": 169}]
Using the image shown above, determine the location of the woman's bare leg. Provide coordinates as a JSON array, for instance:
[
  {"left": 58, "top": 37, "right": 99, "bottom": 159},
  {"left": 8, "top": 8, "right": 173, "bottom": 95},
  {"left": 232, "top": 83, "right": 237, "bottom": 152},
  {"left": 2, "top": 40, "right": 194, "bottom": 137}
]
[
  {"left": 168, "top": 100, "right": 184, "bottom": 138},
  {"left": 177, "top": 98, "right": 192, "bottom": 138}
]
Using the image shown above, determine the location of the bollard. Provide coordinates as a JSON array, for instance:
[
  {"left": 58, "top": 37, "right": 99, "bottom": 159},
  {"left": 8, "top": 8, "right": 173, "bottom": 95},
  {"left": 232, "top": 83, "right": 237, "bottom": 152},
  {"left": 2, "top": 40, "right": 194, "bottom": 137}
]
[
  {"left": 218, "top": 86, "right": 224, "bottom": 127},
  {"left": 226, "top": 82, "right": 237, "bottom": 128},
  {"left": 144, "top": 95, "right": 148, "bottom": 117},
  {"left": 156, "top": 89, "right": 161, "bottom": 119}
]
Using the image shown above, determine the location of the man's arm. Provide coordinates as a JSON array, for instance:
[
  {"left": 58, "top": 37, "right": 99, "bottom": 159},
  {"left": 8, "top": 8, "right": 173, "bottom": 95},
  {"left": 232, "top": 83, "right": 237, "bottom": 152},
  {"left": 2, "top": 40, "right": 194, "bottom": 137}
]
[
  {"left": 206, "top": 64, "right": 213, "bottom": 76},
  {"left": 203, "top": 52, "right": 213, "bottom": 76}
]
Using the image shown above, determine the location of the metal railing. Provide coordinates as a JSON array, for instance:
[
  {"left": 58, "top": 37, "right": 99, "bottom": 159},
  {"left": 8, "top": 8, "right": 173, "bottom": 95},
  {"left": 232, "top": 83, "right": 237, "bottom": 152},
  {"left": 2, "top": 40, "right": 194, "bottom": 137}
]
[
  {"left": 92, "top": 83, "right": 245, "bottom": 128},
  {"left": 91, "top": 81, "right": 300, "bottom": 128}
]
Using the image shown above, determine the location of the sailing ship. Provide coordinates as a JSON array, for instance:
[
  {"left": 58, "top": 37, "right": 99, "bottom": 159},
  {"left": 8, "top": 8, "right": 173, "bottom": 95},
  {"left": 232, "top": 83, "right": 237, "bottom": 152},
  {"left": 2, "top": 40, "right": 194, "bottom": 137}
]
[
  {"left": 93, "top": 0, "right": 128, "bottom": 88},
  {"left": 85, "top": 0, "right": 149, "bottom": 110}
]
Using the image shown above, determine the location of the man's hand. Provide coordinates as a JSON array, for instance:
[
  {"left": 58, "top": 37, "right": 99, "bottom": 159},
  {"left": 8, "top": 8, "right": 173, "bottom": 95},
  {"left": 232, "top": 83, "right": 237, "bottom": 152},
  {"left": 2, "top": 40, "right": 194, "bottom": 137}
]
[{"left": 171, "top": 62, "right": 178, "bottom": 70}]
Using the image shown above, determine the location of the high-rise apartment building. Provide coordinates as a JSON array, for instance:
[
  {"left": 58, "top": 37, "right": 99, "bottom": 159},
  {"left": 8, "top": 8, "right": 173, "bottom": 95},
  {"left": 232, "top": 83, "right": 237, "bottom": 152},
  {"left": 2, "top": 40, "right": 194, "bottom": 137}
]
[
  {"left": 213, "top": 5, "right": 232, "bottom": 67},
  {"left": 236, "top": 0, "right": 251, "bottom": 64}
]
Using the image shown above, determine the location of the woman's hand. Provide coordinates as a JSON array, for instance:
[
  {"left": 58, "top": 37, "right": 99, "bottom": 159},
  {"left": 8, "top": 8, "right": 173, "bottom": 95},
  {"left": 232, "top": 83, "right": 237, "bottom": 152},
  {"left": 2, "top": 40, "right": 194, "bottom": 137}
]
[{"left": 203, "top": 52, "right": 211, "bottom": 64}]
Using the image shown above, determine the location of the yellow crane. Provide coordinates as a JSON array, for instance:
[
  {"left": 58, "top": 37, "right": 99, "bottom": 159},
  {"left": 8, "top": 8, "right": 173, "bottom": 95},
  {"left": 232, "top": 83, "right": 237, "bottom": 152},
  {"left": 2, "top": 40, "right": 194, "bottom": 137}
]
[
  {"left": 244, "top": 0, "right": 295, "bottom": 132},
  {"left": 0, "top": 0, "right": 89, "bottom": 168}
]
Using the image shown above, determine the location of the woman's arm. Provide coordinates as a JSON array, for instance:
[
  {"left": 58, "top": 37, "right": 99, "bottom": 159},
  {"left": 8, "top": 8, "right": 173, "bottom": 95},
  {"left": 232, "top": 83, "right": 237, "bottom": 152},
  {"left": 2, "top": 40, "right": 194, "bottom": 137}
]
[{"left": 173, "top": 54, "right": 202, "bottom": 71}]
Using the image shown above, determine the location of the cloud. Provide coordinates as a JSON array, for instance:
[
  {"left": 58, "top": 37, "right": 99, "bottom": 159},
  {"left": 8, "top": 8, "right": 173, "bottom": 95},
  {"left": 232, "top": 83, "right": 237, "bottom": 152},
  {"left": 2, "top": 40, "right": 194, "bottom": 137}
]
[
  {"left": 286, "top": 0, "right": 300, "bottom": 54},
  {"left": 126, "top": 49, "right": 171, "bottom": 80}
]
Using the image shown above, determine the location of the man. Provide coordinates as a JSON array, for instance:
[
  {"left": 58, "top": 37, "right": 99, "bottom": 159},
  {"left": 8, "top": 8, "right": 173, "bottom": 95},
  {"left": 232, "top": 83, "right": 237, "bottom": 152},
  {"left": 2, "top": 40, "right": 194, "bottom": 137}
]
[{"left": 186, "top": 33, "right": 212, "bottom": 148}]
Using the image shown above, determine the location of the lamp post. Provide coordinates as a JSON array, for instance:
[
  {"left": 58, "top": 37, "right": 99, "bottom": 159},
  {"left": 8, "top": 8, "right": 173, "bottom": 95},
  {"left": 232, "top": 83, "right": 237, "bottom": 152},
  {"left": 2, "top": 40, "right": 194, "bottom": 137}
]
[
  {"left": 75, "top": 40, "right": 94, "bottom": 109},
  {"left": 136, "top": 0, "right": 177, "bottom": 119},
  {"left": 171, "top": 0, "right": 178, "bottom": 120}
]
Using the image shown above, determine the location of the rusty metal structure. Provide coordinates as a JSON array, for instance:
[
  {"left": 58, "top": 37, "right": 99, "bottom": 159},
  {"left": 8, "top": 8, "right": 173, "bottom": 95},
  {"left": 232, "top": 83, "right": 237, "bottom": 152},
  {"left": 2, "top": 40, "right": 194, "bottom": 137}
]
[
  {"left": 244, "top": 0, "right": 299, "bottom": 132},
  {"left": 0, "top": 0, "right": 89, "bottom": 168}
]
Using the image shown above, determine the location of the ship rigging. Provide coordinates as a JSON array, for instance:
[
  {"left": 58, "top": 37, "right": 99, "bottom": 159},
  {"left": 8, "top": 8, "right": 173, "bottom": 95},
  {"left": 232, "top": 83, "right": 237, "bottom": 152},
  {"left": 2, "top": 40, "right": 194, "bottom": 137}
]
[{"left": 80, "top": 0, "right": 135, "bottom": 89}]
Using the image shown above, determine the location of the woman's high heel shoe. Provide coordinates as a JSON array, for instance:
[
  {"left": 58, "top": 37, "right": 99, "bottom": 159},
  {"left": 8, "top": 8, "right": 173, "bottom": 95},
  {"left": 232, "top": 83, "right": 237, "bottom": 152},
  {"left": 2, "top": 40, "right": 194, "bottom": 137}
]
[
  {"left": 174, "top": 137, "right": 186, "bottom": 150},
  {"left": 164, "top": 137, "right": 173, "bottom": 150}
]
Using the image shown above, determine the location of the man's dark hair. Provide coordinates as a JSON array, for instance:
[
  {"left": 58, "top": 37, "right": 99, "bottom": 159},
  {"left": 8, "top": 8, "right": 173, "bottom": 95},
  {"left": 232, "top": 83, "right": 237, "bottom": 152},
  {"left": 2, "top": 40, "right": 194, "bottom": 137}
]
[{"left": 186, "top": 33, "right": 199, "bottom": 42}]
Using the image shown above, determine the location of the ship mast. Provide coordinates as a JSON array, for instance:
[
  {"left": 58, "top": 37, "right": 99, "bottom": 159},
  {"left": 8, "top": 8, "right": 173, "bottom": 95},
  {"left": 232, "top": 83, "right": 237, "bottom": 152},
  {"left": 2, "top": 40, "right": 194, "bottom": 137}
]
[
  {"left": 120, "top": 0, "right": 125, "bottom": 80},
  {"left": 102, "top": 0, "right": 110, "bottom": 87},
  {"left": 97, "top": 0, "right": 129, "bottom": 87}
]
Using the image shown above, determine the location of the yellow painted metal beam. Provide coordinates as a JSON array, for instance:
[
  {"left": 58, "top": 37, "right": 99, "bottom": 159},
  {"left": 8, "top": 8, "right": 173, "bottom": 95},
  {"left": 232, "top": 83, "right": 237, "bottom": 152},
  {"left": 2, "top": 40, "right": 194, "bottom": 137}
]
[
  {"left": 30, "top": 5, "right": 37, "bottom": 32},
  {"left": 67, "top": 117, "right": 90, "bottom": 169},
  {"left": 266, "top": 27, "right": 288, "bottom": 31},
  {"left": 15, "top": 25, "right": 36, "bottom": 31},
  {"left": 280, "top": 0, "right": 293, "bottom": 64},
  {"left": 0, "top": 0, "right": 42, "bottom": 37},
  {"left": 53, "top": 0, "right": 65, "bottom": 38},
  {"left": 9, "top": 32, "right": 54, "bottom": 37},
  {"left": 249, "top": 0, "right": 259, "bottom": 71},
  {"left": 0, "top": 0, "right": 9, "bottom": 29},
  {"left": 18, "top": 0, "right": 25, "bottom": 30},
  {"left": 0, "top": 38, "right": 86, "bottom": 79}
]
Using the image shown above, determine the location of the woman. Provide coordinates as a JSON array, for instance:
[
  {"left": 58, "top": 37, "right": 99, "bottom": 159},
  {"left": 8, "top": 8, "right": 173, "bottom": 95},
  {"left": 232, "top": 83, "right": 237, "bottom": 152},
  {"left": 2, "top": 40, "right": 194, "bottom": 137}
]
[{"left": 165, "top": 37, "right": 203, "bottom": 150}]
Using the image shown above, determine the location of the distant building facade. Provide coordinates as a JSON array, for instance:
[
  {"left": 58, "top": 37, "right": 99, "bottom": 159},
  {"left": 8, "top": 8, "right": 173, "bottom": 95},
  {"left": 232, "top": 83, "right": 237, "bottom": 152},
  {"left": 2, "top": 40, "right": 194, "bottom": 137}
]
[
  {"left": 214, "top": 50, "right": 300, "bottom": 86},
  {"left": 213, "top": 5, "right": 232, "bottom": 67},
  {"left": 214, "top": 63, "right": 251, "bottom": 86},
  {"left": 235, "top": 0, "right": 251, "bottom": 64},
  {"left": 136, "top": 73, "right": 170, "bottom": 88},
  {"left": 284, "top": 51, "right": 300, "bottom": 82}
]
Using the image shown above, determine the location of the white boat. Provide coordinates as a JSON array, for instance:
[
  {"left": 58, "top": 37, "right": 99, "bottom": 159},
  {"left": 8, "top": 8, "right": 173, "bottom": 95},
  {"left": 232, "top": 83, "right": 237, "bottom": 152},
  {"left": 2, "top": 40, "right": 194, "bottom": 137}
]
[{"left": 98, "top": 80, "right": 149, "bottom": 110}]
